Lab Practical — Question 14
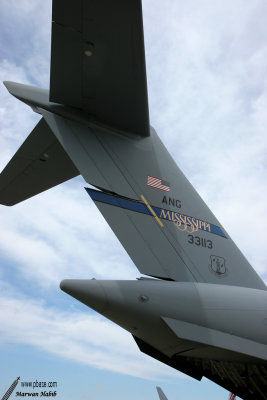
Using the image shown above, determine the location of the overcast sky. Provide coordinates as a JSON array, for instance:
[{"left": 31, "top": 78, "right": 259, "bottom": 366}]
[{"left": 0, "top": 0, "right": 266, "bottom": 399}]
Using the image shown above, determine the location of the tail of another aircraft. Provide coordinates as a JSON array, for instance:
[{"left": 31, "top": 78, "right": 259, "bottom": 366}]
[{"left": 156, "top": 387, "right": 168, "bottom": 400}]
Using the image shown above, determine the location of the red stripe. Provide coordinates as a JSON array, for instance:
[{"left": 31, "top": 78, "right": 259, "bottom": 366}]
[
  {"left": 147, "top": 176, "right": 170, "bottom": 191},
  {"left": 147, "top": 177, "right": 161, "bottom": 184},
  {"left": 147, "top": 182, "right": 170, "bottom": 192}
]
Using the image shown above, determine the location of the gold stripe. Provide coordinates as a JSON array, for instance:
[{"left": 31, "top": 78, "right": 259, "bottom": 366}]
[{"left": 140, "top": 195, "right": 164, "bottom": 227}]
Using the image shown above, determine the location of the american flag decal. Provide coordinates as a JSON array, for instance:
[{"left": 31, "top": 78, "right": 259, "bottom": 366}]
[{"left": 147, "top": 175, "right": 170, "bottom": 192}]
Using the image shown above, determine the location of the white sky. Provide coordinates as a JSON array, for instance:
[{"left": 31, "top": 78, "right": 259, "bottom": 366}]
[{"left": 0, "top": 0, "right": 266, "bottom": 399}]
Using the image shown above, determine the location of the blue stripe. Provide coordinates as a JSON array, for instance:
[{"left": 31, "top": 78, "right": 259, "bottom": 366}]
[
  {"left": 86, "top": 188, "right": 227, "bottom": 238},
  {"left": 86, "top": 188, "right": 150, "bottom": 215}
]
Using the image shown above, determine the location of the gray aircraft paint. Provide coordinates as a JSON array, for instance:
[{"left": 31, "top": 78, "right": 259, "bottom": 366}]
[
  {"left": 2, "top": 82, "right": 264, "bottom": 289},
  {"left": 0, "top": 1, "right": 266, "bottom": 399},
  {"left": 60, "top": 279, "right": 267, "bottom": 362}
]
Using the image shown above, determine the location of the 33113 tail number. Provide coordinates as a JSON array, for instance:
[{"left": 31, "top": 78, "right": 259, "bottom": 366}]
[{"left": 188, "top": 234, "right": 213, "bottom": 249}]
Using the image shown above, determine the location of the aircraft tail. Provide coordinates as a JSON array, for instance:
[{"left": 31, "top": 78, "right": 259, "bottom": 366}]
[
  {"left": 1, "top": 0, "right": 265, "bottom": 289},
  {"left": 39, "top": 112, "right": 264, "bottom": 289},
  {"left": 0, "top": 81, "right": 265, "bottom": 289},
  {"left": 156, "top": 387, "right": 168, "bottom": 400}
]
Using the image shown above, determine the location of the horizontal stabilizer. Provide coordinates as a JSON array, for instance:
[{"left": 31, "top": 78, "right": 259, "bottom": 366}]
[
  {"left": 0, "top": 118, "right": 79, "bottom": 205},
  {"left": 4, "top": 81, "right": 50, "bottom": 111}
]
